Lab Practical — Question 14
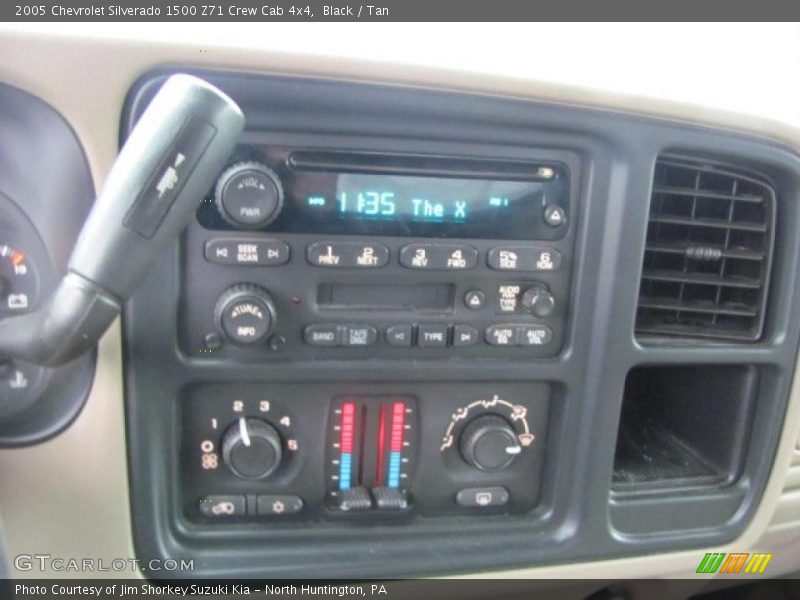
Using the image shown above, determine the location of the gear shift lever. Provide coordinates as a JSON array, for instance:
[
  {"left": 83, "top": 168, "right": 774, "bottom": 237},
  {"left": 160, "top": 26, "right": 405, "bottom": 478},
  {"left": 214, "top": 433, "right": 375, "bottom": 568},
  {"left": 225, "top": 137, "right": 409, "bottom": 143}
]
[{"left": 0, "top": 74, "right": 244, "bottom": 366}]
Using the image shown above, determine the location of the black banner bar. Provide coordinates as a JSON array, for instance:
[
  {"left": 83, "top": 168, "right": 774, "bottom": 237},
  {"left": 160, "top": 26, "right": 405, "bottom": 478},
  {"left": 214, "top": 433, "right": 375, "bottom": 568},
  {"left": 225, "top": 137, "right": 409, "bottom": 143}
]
[{"left": 4, "top": 0, "right": 800, "bottom": 21}]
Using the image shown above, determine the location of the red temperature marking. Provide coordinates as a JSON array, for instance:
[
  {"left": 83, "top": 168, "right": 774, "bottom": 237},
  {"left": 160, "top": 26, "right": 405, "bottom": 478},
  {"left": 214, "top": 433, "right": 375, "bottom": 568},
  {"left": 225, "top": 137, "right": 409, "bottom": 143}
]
[
  {"left": 340, "top": 401, "right": 356, "bottom": 453},
  {"left": 375, "top": 404, "right": 387, "bottom": 484},
  {"left": 390, "top": 401, "right": 405, "bottom": 453}
]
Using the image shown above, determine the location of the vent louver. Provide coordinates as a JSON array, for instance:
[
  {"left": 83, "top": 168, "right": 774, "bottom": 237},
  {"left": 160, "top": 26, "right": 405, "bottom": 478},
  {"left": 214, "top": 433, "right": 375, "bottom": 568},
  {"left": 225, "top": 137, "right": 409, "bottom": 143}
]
[{"left": 636, "top": 157, "right": 775, "bottom": 341}]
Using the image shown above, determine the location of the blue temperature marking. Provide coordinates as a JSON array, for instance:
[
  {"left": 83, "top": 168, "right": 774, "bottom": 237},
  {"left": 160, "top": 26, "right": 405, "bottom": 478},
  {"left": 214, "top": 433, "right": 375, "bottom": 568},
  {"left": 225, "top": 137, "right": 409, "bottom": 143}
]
[
  {"left": 387, "top": 452, "right": 402, "bottom": 488},
  {"left": 307, "top": 195, "right": 326, "bottom": 207},
  {"left": 339, "top": 452, "right": 352, "bottom": 490}
]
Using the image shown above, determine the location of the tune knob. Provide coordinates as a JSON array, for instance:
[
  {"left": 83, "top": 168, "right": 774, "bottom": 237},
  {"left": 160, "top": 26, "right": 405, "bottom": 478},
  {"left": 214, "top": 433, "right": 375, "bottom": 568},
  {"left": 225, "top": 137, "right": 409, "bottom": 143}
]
[
  {"left": 459, "top": 415, "right": 521, "bottom": 472},
  {"left": 520, "top": 285, "right": 556, "bottom": 318},
  {"left": 214, "top": 283, "right": 276, "bottom": 345},
  {"left": 221, "top": 417, "right": 283, "bottom": 479},
  {"left": 215, "top": 162, "right": 283, "bottom": 229}
]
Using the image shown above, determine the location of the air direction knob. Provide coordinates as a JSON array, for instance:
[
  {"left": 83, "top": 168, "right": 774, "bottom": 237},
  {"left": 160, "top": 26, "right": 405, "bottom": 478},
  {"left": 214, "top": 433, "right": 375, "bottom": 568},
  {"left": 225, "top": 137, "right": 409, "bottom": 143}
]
[{"left": 459, "top": 414, "right": 521, "bottom": 472}]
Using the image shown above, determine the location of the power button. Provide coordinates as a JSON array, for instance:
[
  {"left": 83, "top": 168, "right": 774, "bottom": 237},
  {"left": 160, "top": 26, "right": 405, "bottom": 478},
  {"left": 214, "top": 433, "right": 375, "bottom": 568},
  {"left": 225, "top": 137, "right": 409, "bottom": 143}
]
[{"left": 215, "top": 162, "right": 283, "bottom": 229}]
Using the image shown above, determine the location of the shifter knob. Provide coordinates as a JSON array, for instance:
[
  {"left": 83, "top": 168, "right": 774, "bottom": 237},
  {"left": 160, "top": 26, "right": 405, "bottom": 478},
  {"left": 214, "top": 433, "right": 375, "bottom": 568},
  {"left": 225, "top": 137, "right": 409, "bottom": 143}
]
[{"left": 0, "top": 74, "right": 244, "bottom": 366}]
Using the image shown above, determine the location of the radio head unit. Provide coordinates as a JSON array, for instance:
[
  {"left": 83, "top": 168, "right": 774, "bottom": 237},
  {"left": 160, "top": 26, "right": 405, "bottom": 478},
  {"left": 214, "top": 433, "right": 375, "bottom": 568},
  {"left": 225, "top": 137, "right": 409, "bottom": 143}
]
[{"left": 182, "top": 145, "right": 576, "bottom": 361}]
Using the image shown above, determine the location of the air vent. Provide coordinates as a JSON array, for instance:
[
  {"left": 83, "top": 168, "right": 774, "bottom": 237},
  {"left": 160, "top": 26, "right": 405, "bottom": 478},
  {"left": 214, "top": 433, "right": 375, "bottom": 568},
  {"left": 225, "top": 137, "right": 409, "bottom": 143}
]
[{"left": 636, "top": 157, "right": 775, "bottom": 341}]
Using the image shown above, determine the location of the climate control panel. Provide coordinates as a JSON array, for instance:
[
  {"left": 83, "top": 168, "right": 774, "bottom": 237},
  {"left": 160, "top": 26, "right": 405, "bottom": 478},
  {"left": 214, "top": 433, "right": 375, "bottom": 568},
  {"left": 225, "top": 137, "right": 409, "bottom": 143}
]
[{"left": 180, "top": 382, "right": 550, "bottom": 523}]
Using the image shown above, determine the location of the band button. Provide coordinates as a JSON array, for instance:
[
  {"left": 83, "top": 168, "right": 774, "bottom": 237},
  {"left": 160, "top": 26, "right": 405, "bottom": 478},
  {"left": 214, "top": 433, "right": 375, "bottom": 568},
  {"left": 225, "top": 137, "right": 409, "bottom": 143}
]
[{"left": 303, "top": 324, "right": 341, "bottom": 346}]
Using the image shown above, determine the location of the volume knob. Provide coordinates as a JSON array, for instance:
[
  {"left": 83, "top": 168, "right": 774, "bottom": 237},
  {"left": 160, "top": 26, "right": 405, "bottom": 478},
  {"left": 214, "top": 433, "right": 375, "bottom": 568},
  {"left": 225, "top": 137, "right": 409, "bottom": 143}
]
[
  {"left": 214, "top": 283, "right": 276, "bottom": 345},
  {"left": 215, "top": 162, "right": 283, "bottom": 229},
  {"left": 222, "top": 417, "right": 283, "bottom": 479}
]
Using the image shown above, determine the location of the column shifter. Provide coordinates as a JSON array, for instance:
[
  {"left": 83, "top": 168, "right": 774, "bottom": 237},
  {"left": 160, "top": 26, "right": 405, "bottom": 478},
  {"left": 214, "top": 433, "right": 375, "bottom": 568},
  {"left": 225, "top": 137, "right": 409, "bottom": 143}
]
[{"left": 0, "top": 74, "right": 244, "bottom": 366}]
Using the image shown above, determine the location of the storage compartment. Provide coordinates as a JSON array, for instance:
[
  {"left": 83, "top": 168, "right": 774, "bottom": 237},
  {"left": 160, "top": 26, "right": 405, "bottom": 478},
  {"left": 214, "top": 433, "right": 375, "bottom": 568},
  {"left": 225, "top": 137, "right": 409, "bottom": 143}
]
[{"left": 612, "top": 365, "right": 758, "bottom": 493}]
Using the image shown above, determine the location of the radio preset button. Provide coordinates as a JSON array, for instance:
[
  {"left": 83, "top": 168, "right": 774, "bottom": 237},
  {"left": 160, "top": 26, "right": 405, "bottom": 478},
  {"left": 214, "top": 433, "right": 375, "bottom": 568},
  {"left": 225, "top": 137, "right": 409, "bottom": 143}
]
[
  {"left": 418, "top": 323, "right": 449, "bottom": 347},
  {"left": 452, "top": 325, "right": 479, "bottom": 347},
  {"left": 386, "top": 324, "right": 414, "bottom": 347},
  {"left": 487, "top": 247, "right": 561, "bottom": 272},
  {"left": 205, "top": 238, "right": 290, "bottom": 266},
  {"left": 307, "top": 242, "right": 389, "bottom": 268},
  {"left": 399, "top": 244, "right": 478, "bottom": 270},
  {"left": 303, "top": 324, "right": 341, "bottom": 346}
]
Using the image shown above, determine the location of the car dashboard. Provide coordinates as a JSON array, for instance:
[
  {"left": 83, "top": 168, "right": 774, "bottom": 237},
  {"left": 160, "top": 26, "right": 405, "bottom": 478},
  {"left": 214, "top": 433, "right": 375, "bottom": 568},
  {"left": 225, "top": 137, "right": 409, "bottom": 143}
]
[{"left": 0, "top": 24, "right": 799, "bottom": 588}]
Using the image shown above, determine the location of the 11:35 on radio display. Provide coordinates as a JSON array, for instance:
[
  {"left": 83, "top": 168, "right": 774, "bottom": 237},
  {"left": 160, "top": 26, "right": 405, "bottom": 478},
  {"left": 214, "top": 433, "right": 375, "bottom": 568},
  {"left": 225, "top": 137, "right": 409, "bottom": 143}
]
[{"left": 304, "top": 173, "right": 544, "bottom": 225}]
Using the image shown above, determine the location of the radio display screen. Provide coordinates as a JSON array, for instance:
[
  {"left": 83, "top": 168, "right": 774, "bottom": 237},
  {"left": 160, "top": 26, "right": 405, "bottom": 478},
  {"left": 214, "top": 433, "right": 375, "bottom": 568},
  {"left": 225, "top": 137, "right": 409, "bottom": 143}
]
[
  {"left": 199, "top": 151, "right": 570, "bottom": 240},
  {"left": 286, "top": 173, "right": 568, "bottom": 240}
]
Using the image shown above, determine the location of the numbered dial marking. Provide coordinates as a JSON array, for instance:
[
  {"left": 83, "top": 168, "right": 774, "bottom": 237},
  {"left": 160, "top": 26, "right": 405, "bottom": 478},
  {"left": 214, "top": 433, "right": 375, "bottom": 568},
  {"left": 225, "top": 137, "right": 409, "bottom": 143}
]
[
  {"left": 194, "top": 398, "right": 299, "bottom": 478},
  {"left": 0, "top": 244, "right": 39, "bottom": 317}
]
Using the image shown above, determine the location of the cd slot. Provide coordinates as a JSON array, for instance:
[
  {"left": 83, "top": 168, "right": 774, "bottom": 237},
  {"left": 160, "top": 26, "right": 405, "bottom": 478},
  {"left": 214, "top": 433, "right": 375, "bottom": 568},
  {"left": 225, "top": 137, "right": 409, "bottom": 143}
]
[
  {"left": 289, "top": 151, "right": 555, "bottom": 181},
  {"left": 317, "top": 283, "right": 455, "bottom": 312}
]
